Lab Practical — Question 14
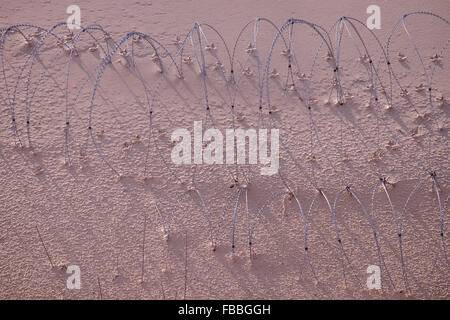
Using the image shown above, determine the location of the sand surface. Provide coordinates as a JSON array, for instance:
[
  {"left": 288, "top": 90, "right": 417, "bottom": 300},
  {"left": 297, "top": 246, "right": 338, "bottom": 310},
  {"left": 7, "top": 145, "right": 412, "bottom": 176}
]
[{"left": 0, "top": 0, "right": 449, "bottom": 299}]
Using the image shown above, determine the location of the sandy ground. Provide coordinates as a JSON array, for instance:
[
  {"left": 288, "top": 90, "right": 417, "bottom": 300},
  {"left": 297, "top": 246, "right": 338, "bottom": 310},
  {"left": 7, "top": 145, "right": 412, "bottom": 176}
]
[{"left": 0, "top": 0, "right": 449, "bottom": 299}]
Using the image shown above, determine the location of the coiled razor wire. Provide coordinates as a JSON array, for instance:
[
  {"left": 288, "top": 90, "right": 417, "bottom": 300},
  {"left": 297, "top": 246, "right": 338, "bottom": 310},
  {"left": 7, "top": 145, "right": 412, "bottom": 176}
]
[{"left": 0, "top": 12, "right": 448, "bottom": 294}]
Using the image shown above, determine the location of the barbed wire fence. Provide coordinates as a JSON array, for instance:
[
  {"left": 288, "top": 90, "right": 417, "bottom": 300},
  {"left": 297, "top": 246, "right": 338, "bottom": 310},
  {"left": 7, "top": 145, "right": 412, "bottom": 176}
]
[{"left": 0, "top": 11, "right": 448, "bottom": 297}]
